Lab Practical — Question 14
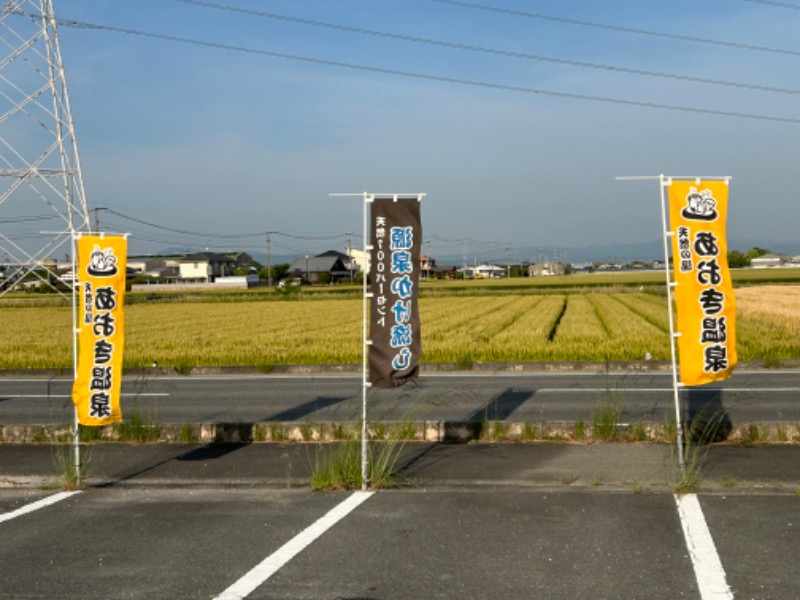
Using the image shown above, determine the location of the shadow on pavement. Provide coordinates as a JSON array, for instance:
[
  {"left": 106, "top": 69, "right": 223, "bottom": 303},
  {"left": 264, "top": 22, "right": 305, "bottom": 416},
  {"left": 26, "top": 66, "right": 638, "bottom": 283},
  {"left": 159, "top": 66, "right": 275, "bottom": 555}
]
[
  {"left": 92, "top": 443, "right": 250, "bottom": 487},
  {"left": 684, "top": 387, "right": 732, "bottom": 443},
  {"left": 176, "top": 442, "right": 248, "bottom": 461},
  {"left": 436, "top": 388, "right": 536, "bottom": 443},
  {"left": 263, "top": 396, "right": 350, "bottom": 421}
]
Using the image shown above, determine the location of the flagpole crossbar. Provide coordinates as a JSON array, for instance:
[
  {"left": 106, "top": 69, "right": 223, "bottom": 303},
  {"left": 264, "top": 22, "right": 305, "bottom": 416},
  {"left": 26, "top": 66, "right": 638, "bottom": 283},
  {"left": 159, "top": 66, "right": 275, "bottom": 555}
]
[{"left": 616, "top": 175, "right": 731, "bottom": 182}]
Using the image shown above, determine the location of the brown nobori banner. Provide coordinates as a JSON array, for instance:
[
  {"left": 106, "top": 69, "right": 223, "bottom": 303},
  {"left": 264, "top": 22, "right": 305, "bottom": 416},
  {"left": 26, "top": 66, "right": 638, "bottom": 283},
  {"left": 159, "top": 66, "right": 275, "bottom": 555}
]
[
  {"left": 368, "top": 196, "right": 422, "bottom": 388},
  {"left": 668, "top": 180, "right": 737, "bottom": 386}
]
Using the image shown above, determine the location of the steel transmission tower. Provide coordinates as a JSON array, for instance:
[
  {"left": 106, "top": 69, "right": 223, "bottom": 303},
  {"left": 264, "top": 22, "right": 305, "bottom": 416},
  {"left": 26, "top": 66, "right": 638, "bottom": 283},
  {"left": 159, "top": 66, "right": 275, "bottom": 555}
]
[{"left": 0, "top": 0, "right": 91, "bottom": 296}]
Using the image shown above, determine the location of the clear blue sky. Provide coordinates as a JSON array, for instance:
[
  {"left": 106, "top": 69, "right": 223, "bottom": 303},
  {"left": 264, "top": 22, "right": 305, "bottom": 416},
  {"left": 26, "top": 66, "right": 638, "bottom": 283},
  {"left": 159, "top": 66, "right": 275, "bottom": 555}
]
[{"left": 48, "top": 0, "right": 800, "bottom": 260}]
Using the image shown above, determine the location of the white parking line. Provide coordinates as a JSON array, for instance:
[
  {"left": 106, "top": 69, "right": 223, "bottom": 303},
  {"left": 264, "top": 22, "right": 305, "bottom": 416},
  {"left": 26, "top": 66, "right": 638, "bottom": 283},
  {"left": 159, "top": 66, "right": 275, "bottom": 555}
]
[
  {"left": 675, "top": 494, "right": 733, "bottom": 599},
  {"left": 0, "top": 491, "right": 81, "bottom": 524},
  {"left": 214, "top": 491, "right": 374, "bottom": 600}
]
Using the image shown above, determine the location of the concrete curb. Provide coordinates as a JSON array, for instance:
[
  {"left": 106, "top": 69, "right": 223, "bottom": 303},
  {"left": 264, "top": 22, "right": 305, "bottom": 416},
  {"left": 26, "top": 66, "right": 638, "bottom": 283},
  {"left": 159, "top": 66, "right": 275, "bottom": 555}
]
[
  {"left": 2, "top": 360, "right": 799, "bottom": 378},
  {"left": 2, "top": 420, "right": 798, "bottom": 445}
]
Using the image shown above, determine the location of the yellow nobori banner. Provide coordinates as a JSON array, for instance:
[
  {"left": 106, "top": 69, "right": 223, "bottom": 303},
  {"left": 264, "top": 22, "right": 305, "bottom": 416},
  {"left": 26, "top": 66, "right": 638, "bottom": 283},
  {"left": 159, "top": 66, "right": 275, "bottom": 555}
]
[
  {"left": 668, "top": 180, "right": 737, "bottom": 386},
  {"left": 72, "top": 235, "right": 127, "bottom": 425}
]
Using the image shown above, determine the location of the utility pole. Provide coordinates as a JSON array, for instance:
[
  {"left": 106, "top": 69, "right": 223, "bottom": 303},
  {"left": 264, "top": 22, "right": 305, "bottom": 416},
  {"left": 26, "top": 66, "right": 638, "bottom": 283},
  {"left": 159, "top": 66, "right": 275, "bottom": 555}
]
[
  {"left": 93, "top": 207, "right": 107, "bottom": 233},
  {"left": 265, "top": 230, "right": 272, "bottom": 287},
  {"left": 347, "top": 231, "right": 353, "bottom": 283}
]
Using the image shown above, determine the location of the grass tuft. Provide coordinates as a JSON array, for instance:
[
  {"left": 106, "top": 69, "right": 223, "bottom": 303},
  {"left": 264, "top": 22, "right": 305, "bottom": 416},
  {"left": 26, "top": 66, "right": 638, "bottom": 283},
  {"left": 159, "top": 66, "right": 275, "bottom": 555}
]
[
  {"left": 627, "top": 421, "right": 648, "bottom": 442},
  {"left": 591, "top": 393, "right": 623, "bottom": 441},
  {"left": 269, "top": 423, "right": 286, "bottom": 442},
  {"left": 311, "top": 440, "right": 406, "bottom": 491},
  {"left": 117, "top": 405, "right": 161, "bottom": 442},
  {"left": 52, "top": 442, "right": 90, "bottom": 490},
  {"left": 521, "top": 421, "right": 537, "bottom": 441},
  {"left": 181, "top": 424, "right": 196, "bottom": 442},
  {"left": 573, "top": 417, "right": 586, "bottom": 440},
  {"left": 674, "top": 414, "right": 726, "bottom": 495},
  {"left": 738, "top": 423, "right": 768, "bottom": 447}
]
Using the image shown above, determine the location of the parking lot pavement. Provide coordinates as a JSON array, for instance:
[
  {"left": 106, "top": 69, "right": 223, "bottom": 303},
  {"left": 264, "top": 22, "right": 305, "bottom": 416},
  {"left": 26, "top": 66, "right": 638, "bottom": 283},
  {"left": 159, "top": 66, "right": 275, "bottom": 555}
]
[
  {"left": 1, "top": 443, "right": 798, "bottom": 599},
  {"left": 1, "top": 442, "right": 797, "bottom": 491}
]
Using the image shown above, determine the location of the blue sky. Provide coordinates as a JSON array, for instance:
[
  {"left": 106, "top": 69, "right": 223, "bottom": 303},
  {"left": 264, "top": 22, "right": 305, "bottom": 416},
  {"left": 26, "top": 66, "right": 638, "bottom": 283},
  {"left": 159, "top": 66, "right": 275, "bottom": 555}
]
[{"left": 33, "top": 0, "right": 800, "bottom": 260}]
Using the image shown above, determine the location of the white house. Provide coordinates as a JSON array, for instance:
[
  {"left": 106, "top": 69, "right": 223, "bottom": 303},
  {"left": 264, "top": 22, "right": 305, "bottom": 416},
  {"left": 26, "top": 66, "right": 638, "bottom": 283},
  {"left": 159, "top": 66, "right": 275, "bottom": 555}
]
[
  {"left": 347, "top": 248, "right": 369, "bottom": 274},
  {"left": 179, "top": 252, "right": 237, "bottom": 282},
  {"left": 529, "top": 261, "right": 566, "bottom": 277},
  {"left": 751, "top": 253, "right": 789, "bottom": 268},
  {"left": 458, "top": 264, "right": 506, "bottom": 278}
]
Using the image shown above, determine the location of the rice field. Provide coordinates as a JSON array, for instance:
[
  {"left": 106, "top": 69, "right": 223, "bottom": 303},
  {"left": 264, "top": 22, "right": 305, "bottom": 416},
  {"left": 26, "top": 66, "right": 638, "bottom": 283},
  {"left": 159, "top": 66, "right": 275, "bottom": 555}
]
[
  {"left": 734, "top": 286, "right": 800, "bottom": 362},
  {"left": 1, "top": 287, "right": 798, "bottom": 369}
]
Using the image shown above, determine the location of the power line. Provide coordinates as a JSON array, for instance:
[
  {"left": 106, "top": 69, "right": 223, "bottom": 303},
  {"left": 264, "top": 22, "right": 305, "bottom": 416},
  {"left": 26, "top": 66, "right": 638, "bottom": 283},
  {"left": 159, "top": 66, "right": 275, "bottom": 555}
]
[
  {"left": 104, "top": 208, "right": 349, "bottom": 242},
  {"left": 56, "top": 18, "right": 800, "bottom": 125},
  {"left": 0, "top": 214, "right": 60, "bottom": 223},
  {"left": 434, "top": 0, "right": 800, "bottom": 57},
  {"left": 173, "top": 0, "right": 800, "bottom": 96},
  {"left": 272, "top": 232, "right": 349, "bottom": 241},
  {"left": 103, "top": 208, "right": 263, "bottom": 238},
  {"left": 745, "top": 0, "right": 800, "bottom": 8}
]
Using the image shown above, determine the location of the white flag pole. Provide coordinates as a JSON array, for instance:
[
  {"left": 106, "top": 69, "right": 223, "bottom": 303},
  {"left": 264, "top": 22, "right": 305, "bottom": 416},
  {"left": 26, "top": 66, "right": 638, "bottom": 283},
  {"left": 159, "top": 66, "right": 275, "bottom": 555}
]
[
  {"left": 331, "top": 193, "right": 373, "bottom": 490},
  {"left": 361, "top": 193, "right": 372, "bottom": 491},
  {"left": 71, "top": 232, "right": 81, "bottom": 483},
  {"left": 658, "top": 175, "right": 686, "bottom": 473},
  {"left": 616, "top": 175, "right": 687, "bottom": 471}
]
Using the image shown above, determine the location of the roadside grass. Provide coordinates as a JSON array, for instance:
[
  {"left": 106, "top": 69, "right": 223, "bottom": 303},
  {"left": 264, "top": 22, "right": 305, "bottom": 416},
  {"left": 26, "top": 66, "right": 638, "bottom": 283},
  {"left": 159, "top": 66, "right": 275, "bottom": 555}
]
[
  {"left": 117, "top": 403, "right": 161, "bottom": 442},
  {"left": 52, "top": 442, "right": 90, "bottom": 490},
  {"left": 737, "top": 423, "right": 769, "bottom": 447},
  {"left": 591, "top": 393, "right": 624, "bottom": 442},
  {"left": 673, "top": 410, "right": 728, "bottom": 495},
  {"left": 311, "top": 439, "right": 406, "bottom": 491}
]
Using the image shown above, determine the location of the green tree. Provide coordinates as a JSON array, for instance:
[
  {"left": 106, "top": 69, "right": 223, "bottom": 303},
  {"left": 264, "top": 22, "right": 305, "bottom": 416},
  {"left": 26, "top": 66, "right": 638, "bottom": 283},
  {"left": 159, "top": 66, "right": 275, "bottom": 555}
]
[
  {"left": 727, "top": 250, "right": 749, "bottom": 268},
  {"left": 259, "top": 263, "right": 290, "bottom": 283},
  {"left": 745, "top": 247, "right": 771, "bottom": 261}
]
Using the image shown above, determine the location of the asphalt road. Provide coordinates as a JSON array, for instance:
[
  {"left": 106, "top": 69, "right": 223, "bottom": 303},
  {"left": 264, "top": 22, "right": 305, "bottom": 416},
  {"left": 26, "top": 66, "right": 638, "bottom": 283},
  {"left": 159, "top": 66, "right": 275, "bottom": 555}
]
[
  {"left": 1, "top": 443, "right": 798, "bottom": 599},
  {"left": 1, "top": 370, "right": 799, "bottom": 426}
]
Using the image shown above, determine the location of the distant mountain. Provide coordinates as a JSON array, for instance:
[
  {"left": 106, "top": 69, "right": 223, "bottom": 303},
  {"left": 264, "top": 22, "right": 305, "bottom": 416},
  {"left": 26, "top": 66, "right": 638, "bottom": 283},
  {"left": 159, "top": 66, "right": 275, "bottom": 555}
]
[
  {"left": 146, "top": 239, "right": 799, "bottom": 267},
  {"left": 432, "top": 238, "right": 800, "bottom": 266},
  {"left": 563, "top": 239, "right": 800, "bottom": 264}
]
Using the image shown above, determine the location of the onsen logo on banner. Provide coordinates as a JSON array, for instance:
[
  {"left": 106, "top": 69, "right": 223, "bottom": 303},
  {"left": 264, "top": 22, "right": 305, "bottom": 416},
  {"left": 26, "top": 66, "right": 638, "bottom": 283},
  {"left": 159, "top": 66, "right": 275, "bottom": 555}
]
[
  {"left": 368, "top": 197, "right": 422, "bottom": 388},
  {"left": 668, "top": 180, "right": 737, "bottom": 387}
]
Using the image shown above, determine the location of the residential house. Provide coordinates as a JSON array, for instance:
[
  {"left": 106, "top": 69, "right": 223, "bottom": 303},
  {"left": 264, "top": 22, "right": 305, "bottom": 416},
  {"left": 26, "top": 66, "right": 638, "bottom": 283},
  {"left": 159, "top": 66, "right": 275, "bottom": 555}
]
[
  {"left": 751, "top": 253, "right": 789, "bottom": 268},
  {"left": 458, "top": 264, "right": 506, "bottom": 278},
  {"left": 420, "top": 254, "right": 435, "bottom": 279},
  {"left": 179, "top": 252, "right": 237, "bottom": 283},
  {"left": 347, "top": 248, "right": 369, "bottom": 274},
  {"left": 429, "top": 264, "right": 458, "bottom": 280},
  {"left": 226, "top": 252, "right": 255, "bottom": 270},
  {"left": 529, "top": 261, "right": 566, "bottom": 277},
  {"left": 287, "top": 251, "right": 352, "bottom": 284},
  {"left": 128, "top": 256, "right": 168, "bottom": 274}
]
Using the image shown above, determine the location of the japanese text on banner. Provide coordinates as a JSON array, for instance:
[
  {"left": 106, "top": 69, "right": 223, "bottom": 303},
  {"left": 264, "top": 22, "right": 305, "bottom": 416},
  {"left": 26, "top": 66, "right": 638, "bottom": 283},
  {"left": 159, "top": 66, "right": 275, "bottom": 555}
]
[
  {"left": 668, "top": 180, "right": 737, "bottom": 386},
  {"left": 72, "top": 235, "right": 127, "bottom": 425},
  {"left": 368, "top": 197, "right": 422, "bottom": 388}
]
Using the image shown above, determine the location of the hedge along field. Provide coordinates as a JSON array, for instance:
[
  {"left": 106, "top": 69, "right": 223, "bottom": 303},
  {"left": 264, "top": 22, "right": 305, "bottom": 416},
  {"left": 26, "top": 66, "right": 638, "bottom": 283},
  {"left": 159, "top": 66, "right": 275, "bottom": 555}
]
[{"left": 1, "top": 288, "right": 799, "bottom": 369}]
